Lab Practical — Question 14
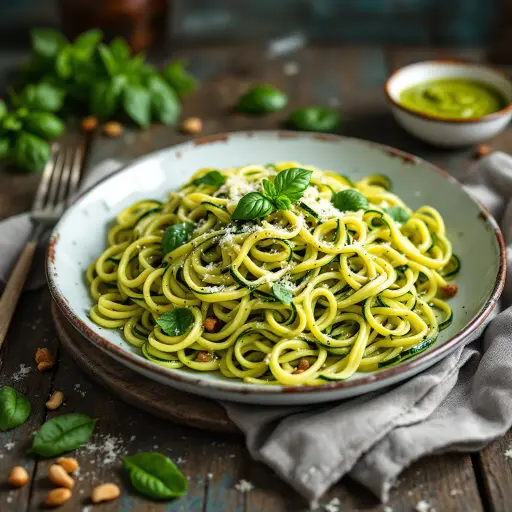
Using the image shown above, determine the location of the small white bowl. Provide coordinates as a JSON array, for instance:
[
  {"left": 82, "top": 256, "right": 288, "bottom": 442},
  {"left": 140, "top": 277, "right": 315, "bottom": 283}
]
[{"left": 385, "top": 60, "right": 512, "bottom": 147}]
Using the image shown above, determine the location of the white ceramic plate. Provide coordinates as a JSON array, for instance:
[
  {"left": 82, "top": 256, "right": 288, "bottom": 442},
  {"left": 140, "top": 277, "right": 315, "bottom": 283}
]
[{"left": 47, "top": 131, "right": 505, "bottom": 405}]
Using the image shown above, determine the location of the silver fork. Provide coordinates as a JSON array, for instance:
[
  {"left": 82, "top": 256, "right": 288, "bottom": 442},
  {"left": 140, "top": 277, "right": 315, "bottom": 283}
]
[{"left": 0, "top": 142, "right": 84, "bottom": 347}]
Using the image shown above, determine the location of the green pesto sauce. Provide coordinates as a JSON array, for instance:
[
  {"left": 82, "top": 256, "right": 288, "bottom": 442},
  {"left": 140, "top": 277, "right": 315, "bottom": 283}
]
[{"left": 399, "top": 79, "right": 507, "bottom": 119}]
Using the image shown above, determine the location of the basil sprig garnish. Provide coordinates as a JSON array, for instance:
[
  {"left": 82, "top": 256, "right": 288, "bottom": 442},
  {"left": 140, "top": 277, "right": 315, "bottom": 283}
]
[
  {"left": 29, "top": 413, "right": 97, "bottom": 456},
  {"left": 236, "top": 85, "right": 287, "bottom": 115},
  {"left": 157, "top": 309, "right": 194, "bottom": 336},
  {"left": 331, "top": 189, "right": 369, "bottom": 212},
  {"left": 121, "top": 452, "right": 188, "bottom": 500},
  {"left": 232, "top": 167, "right": 312, "bottom": 221},
  {"left": 385, "top": 206, "right": 410, "bottom": 224},
  {"left": 272, "top": 282, "right": 293, "bottom": 306},
  {"left": 162, "top": 222, "right": 194, "bottom": 255},
  {"left": 0, "top": 386, "right": 31, "bottom": 431},
  {"left": 192, "top": 170, "right": 226, "bottom": 188}
]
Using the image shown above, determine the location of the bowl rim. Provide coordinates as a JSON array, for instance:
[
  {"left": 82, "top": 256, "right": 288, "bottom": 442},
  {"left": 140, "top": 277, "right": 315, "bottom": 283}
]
[
  {"left": 384, "top": 58, "right": 512, "bottom": 124},
  {"left": 46, "top": 130, "right": 507, "bottom": 397}
]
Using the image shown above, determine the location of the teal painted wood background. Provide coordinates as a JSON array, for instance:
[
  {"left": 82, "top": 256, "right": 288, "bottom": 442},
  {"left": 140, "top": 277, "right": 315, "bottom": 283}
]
[{"left": 0, "top": 0, "right": 502, "bottom": 45}]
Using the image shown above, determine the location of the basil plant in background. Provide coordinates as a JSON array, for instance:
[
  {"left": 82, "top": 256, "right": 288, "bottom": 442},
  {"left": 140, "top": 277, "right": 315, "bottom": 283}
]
[{"left": 0, "top": 28, "right": 197, "bottom": 172}]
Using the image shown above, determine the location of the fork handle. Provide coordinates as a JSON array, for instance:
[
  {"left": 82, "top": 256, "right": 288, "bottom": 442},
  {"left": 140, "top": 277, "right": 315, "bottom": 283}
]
[{"left": 0, "top": 240, "right": 37, "bottom": 348}]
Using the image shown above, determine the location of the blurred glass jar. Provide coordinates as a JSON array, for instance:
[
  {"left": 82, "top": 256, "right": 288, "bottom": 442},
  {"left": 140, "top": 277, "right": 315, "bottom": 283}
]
[{"left": 59, "top": 0, "right": 169, "bottom": 52}]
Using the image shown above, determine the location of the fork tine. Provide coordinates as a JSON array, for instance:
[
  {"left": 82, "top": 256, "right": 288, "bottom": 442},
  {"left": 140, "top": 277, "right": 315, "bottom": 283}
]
[
  {"left": 67, "top": 143, "right": 84, "bottom": 206},
  {"left": 56, "top": 147, "right": 74, "bottom": 207},
  {"left": 45, "top": 148, "right": 66, "bottom": 211},
  {"left": 32, "top": 144, "right": 59, "bottom": 212}
]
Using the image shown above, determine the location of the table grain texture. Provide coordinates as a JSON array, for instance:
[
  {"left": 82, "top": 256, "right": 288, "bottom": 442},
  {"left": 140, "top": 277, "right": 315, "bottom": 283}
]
[{"left": 1, "top": 44, "right": 512, "bottom": 512}]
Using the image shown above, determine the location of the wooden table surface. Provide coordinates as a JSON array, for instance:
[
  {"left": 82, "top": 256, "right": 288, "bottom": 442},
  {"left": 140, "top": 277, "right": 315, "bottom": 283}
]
[{"left": 1, "top": 43, "right": 512, "bottom": 512}]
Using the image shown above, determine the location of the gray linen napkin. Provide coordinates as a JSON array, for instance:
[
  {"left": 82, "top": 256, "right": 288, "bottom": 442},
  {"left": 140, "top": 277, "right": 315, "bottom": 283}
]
[
  {"left": 2, "top": 153, "right": 512, "bottom": 504},
  {"left": 222, "top": 151, "right": 512, "bottom": 504}
]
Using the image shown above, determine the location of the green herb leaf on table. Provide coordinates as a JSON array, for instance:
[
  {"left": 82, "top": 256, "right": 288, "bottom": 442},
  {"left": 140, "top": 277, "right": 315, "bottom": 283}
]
[
  {"left": 55, "top": 44, "right": 73, "bottom": 80},
  {"left": 29, "top": 413, "right": 97, "bottom": 456},
  {"left": 24, "top": 112, "right": 65, "bottom": 139},
  {"left": 272, "top": 168, "right": 312, "bottom": 202},
  {"left": 0, "top": 386, "right": 31, "bottom": 431},
  {"left": 232, "top": 192, "right": 274, "bottom": 221},
  {"left": 385, "top": 206, "right": 410, "bottom": 224},
  {"left": 98, "top": 44, "right": 119, "bottom": 77},
  {"left": 121, "top": 452, "right": 188, "bottom": 500},
  {"left": 21, "top": 83, "right": 66, "bottom": 112},
  {"left": 31, "top": 28, "right": 67, "bottom": 59},
  {"left": 73, "top": 29, "right": 103, "bottom": 51},
  {"left": 147, "top": 75, "right": 180, "bottom": 126},
  {"left": 192, "top": 170, "right": 226, "bottom": 187},
  {"left": 109, "top": 37, "right": 131, "bottom": 63},
  {"left": 236, "top": 85, "right": 288, "bottom": 115},
  {"left": 3, "top": 114, "right": 23, "bottom": 132},
  {"left": 157, "top": 309, "right": 194, "bottom": 337},
  {"left": 90, "top": 77, "right": 125, "bottom": 118},
  {"left": 13, "top": 132, "right": 50, "bottom": 172},
  {"left": 272, "top": 282, "right": 293, "bottom": 306},
  {"left": 0, "top": 99, "right": 7, "bottom": 120},
  {"left": 162, "top": 60, "right": 197, "bottom": 98},
  {"left": 124, "top": 83, "right": 151, "bottom": 127},
  {"left": 289, "top": 107, "right": 341, "bottom": 132},
  {"left": 331, "top": 189, "right": 369, "bottom": 212},
  {"left": 162, "top": 222, "right": 194, "bottom": 255},
  {"left": 0, "top": 138, "right": 10, "bottom": 159}
]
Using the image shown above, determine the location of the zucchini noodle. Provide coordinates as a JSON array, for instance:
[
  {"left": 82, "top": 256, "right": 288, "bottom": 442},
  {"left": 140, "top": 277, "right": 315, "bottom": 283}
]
[{"left": 87, "top": 161, "right": 460, "bottom": 385}]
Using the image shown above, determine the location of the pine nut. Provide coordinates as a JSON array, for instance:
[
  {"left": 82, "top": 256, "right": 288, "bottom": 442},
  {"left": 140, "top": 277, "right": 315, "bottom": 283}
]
[
  {"left": 45, "top": 488, "right": 72, "bottom": 507},
  {"left": 181, "top": 117, "right": 202, "bottom": 134},
  {"left": 48, "top": 464, "right": 75, "bottom": 489},
  {"left": 8, "top": 466, "right": 28, "bottom": 487},
  {"left": 103, "top": 121, "right": 123, "bottom": 137},
  {"left": 46, "top": 391, "right": 64, "bottom": 410},
  {"left": 57, "top": 457, "right": 79, "bottom": 474},
  {"left": 35, "top": 348, "right": 55, "bottom": 371},
  {"left": 80, "top": 115, "right": 98, "bottom": 132},
  {"left": 92, "top": 483, "right": 121, "bottom": 503}
]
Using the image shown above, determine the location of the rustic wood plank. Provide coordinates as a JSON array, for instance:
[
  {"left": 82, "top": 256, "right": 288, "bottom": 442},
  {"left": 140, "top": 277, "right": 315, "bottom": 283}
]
[{"left": 0, "top": 289, "right": 57, "bottom": 511}]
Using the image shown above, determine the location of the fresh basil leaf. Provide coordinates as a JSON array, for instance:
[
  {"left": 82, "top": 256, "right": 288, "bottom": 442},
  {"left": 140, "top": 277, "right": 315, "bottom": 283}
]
[
  {"left": 331, "top": 189, "right": 369, "bottom": 212},
  {"left": 273, "top": 195, "right": 292, "bottom": 210},
  {"left": 90, "top": 76, "right": 125, "bottom": 118},
  {"left": 192, "top": 170, "right": 226, "bottom": 187},
  {"left": 232, "top": 192, "right": 274, "bottom": 221},
  {"left": 98, "top": 44, "right": 118, "bottom": 77},
  {"left": 262, "top": 179, "right": 276, "bottom": 199},
  {"left": 125, "top": 53, "right": 145, "bottom": 75},
  {"left": 110, "top": 37, "right": 131, "bottom": 63},
  {"left": 385, "top": 206, "right": 410, "bottom": 224},
  {"left": 24, "top": 112, "right": 65, "bottom": 140},
  {"left": 0, "top": 99, "right": 7, "bottom": 120},
  {"left": 21, "top": 83, "right": 66, "bottom": 112},
  {"left": 288, "top": 107, "right": 341, "bottom": 132},
  {"left": 13, "top": 132, "right": 50, "bottom": 172},
  {"left": 236, "top": 85, "right": 288, "bottom": 115},
  {"left": 0, "top": 137, "right": 10, "bottom": 159},
  {"left": 121, "top": 452, "right": 188, "bottom": 500},
  {"left": 29, "top": 413, "right": 97, "bottom": 456},
  {"left": 273, "top": 168, "right": 312, "bottom": 202},
  {"left": 157, "top": 309, "right": 194, "bottom": 337},
  {"left": 162, "top": 60, "right": 197, "bottom": 98},
  {"left": 3, "top": 115, "right": 23, "bottom": 132},
  {"left": 0, "top": 387, "right": 31, "bottom": 431},
  {"left": 124, "top": 83, "right": 151, "bottom": 127},
  {"left": 162, "top": 222, "right": 194, "bottom": 255},
  {"left": 55, "top": 44, "right": 73, "bottom": 80},
  {"left": 31, "top": 28, "right": 67, "bottom": 59},
  {"left": 147, "top": 75, "right": 180, "bottom": 126},
  {"left": 73, "top": 29, "right": 103, "bottom": 50},
  {"left": 272, "top": 282, "right": 293, "bottom": 306}
]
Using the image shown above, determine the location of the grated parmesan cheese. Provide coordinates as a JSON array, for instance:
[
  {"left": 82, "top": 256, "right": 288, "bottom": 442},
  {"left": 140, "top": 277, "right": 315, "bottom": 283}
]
[
  {"left": 10, "top": 364, "right": 31, "bottom": 382},
  {"left": 235, "top": 479, "right": 254, "bottom": 493},
  {"left": 324, "top": 497, "right": 341, "bottom": 512},
  {"left": 415, "top": 500, "right": 435, "bottom": 512}
]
